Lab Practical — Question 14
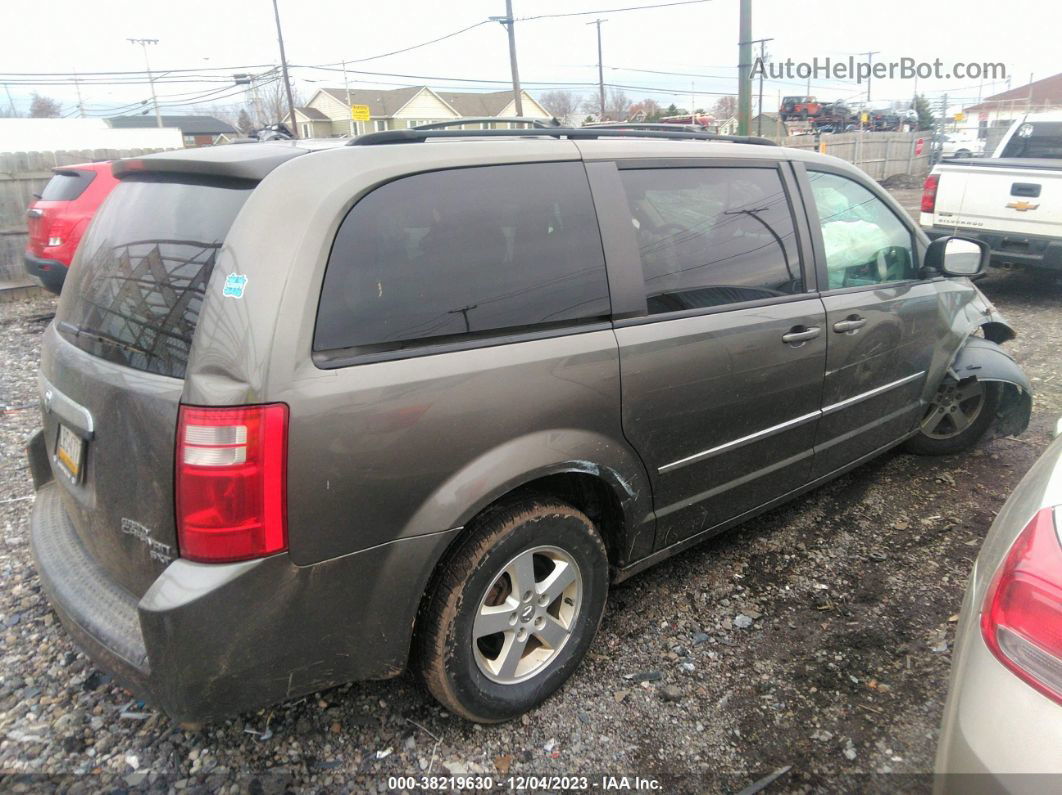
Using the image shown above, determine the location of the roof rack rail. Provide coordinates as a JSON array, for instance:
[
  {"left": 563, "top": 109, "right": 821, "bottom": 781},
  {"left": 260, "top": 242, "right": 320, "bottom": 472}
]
[
  {"left": 348, "top": 127, "right": 778, "bottom": 147},
  {"left": 582, "top": 121, "right": 707, "bottom": 132},
  {"left": 413, "top": 117, "right": 561, "bottom": 130}
]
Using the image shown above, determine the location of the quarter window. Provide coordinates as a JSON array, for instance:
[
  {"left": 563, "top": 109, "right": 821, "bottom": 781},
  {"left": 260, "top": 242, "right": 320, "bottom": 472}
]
[
  {"left": 314, "top": 162, "right": 611, "bottom": 354},
  {"left": 617, "top": 167, "right": 803, "bottom": 313},
  {"left": 807, "top": 170, "right": 917, "bottom": 289}
]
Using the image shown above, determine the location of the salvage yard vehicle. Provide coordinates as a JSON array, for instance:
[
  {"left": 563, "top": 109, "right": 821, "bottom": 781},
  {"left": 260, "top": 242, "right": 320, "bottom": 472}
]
[
  {"left": 780, "top": 95, "right": 823, "bottom": 121},
  {"left": 936, "top": 422, "right": 1062, "bottom": 786},
  {"left": 27, "top": 125, "right": 1031, "bottom": 725},
  {"left": 921, "top": 110, "right": 1062, "bottom": 274},
  {"left": 23, "top": 161, "right": 119, "bottom": 294},
  {"left": 939, "top": 131, "right": 986, "bottom": 160}
]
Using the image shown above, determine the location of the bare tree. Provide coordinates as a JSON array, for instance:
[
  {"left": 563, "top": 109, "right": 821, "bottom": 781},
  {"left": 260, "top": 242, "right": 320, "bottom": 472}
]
[
  {"left": 208, "top": 103, "right": 245, "bottom": 130},
  {"left": 712, "top": 95, "right": 737, "bottom": 120},
  {"left": 538, "top": 90, "right": 582, "bottom": 123},
  {"left": 29, "top": 93, "right": 61, "bottom": 118},
  {"left": 581, "top": 88, "right": 630, "bottom": 121},
  {"left": 604, "top": 88, "right": 630, "bottom": 122},
  {"left": 259, "top": 74, "right": 304, "bottom": 125}
]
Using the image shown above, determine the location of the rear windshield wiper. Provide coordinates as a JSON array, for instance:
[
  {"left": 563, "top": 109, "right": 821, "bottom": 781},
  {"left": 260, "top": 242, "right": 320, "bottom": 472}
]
[{"left": 57, "top": 320, "right": 152, "bottom": 357}]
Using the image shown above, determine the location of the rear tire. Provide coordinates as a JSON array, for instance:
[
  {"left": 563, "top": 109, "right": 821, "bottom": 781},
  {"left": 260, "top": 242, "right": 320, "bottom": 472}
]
[
  {"left": 415, "top": 500, "right": 608, "bottom": 723},
  {"left": 905, "top": 377, "right": 1001, "bottom": 456}
]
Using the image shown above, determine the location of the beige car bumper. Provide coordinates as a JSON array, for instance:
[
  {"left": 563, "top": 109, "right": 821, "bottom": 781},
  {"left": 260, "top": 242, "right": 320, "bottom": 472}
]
[{"left": 935, "top": 564, "right": 1062, "bottom": 793}]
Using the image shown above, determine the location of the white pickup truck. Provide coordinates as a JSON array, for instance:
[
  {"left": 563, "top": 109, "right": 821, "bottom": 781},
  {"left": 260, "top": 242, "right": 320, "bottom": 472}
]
[{"left": 920, "top": 110, "right": 1062, "bottom": 273}]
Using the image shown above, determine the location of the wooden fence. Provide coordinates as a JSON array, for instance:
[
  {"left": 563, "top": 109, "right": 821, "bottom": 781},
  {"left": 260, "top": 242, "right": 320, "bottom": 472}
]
[
  {"left": 771, "top": 131, "right": 931, "bottom": 180},
  {"left": 0, "top": 149, "right": 162, "bottom": 283}
]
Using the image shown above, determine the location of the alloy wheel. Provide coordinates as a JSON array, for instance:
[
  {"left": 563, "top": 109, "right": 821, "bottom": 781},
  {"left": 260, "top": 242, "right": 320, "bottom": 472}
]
[
  {"left": 472, "top": 545, "right": 582, "bottom": 684},
  {"left": 921, "top": 378, "right": 986, "bottom": 440}
]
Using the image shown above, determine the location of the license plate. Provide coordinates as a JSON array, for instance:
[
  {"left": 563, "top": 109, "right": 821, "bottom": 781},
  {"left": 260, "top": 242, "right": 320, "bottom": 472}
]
[{"left": 56, "top": 423, "right": 84, "bottom": 481}]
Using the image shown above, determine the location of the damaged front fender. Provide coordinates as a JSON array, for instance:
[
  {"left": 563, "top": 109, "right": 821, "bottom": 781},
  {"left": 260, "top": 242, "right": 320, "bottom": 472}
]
[{"left": 949, "top": 337, "right": 1032, "bottom": 437}]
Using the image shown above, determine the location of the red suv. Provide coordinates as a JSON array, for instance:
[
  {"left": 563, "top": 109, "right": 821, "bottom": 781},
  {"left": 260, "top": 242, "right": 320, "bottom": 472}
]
[{"left": 24, "top": 162, "right": 118, "bottom": 294}]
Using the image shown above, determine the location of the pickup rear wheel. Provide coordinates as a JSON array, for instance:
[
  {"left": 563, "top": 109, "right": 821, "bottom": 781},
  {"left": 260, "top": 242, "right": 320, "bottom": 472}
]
[
  {"left": 415, "top": 500, "right": 608, "bottom": 723},
  {"left": 905, "top": 377, "right": 1001, "bottom": 455}
]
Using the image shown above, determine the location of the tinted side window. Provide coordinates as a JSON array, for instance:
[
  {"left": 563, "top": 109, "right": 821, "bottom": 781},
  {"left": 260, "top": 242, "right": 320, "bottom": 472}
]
[
  {"left": 314, "top": 162, "right": 610, "bottom": 353},
  {"left": 807, "top": 170, "right": 917, "bottom": 289},
  {"left": 40, "top": 170, "right": 95, "bottom": 201},
  {"left": 1000, "top": 121, "right": 1062, "bottom": 159},
  {"left": 617, "top": 167, "right": 803, "bottom": 314},
  {"left": 57, "top": 176, "right": 254, "bottom": 378}
]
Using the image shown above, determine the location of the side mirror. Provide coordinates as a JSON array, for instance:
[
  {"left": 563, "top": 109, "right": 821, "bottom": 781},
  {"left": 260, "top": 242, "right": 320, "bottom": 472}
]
[{"left": 924, "top": 235, "right": 989, "bottom": 278}]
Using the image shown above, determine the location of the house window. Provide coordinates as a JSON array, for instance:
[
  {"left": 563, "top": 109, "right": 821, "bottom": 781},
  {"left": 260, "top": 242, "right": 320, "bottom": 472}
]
[
  {"left": 302, "top": 123, "right": 310, "bottom": 138},
  {"left": 375, "top": 120, "right": 387, "bottom": 132}
]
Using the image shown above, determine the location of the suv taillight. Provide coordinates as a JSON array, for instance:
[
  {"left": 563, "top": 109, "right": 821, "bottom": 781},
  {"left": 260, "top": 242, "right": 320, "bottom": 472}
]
[
  {"left": 176, "top": 404, "right": 288, "bottom": 563},
  {"left": 980, "top": 506, "right": 1062, "bottom": 705},
  {"left": 921, "top": 174, "right": 940, "bottom": 213}
]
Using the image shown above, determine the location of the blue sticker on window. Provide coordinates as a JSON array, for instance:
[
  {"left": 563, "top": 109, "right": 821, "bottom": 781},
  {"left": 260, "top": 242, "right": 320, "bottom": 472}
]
[{"left": 222, "top": 272, "right": 248, "bottom": 299}]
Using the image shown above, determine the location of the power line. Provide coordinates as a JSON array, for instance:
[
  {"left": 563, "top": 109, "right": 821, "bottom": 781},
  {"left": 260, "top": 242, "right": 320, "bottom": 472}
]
[
  {"left": 517, "top": 0, "right": 712, "bottom": 21},
  {"left": 317, "top": 21, "right": 490, "bottom": 67}
]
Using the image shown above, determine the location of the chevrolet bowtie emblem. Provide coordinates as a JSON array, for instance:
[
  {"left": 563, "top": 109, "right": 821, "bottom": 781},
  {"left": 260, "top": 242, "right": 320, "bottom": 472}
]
[{"left": 1006, "top": 200, "right": 1040, "bottom": 212}]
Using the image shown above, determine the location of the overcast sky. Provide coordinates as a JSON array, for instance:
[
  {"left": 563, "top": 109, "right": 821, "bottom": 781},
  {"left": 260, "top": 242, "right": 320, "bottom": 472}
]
[{"left": 4, "top": 0, "right": 1060, "bottom": 118}]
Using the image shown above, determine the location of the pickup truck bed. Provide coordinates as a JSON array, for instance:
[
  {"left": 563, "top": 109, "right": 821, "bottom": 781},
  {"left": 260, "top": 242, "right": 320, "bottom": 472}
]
[{"left": 920, "top": 157, "right": 1062, "bottom": 272}]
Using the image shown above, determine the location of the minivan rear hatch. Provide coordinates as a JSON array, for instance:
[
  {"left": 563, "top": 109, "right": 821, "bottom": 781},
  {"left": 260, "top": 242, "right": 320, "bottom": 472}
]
[{"left": 41, "top": 173, "right": 254, "bottom": 597}]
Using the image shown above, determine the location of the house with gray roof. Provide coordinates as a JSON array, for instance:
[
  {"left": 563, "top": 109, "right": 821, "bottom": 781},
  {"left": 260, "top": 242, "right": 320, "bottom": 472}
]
[
  {"left": 293, "top": 86, "right": 551, "bottom": 137},
  {"left": 106, "top": 115, "right": 237, "bottom": 147}
]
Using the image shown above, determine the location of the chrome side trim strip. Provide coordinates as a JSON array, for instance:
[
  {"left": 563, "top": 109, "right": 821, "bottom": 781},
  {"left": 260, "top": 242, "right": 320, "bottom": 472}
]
[
  {"left": 657, "top": 370, "right": 926, "bottom": 475},
  {"left": 820, "top": 371, "right": 925, "bottom": 416},
  {"left": 658, "top": 410, "right": 820, "bottom": 474}
]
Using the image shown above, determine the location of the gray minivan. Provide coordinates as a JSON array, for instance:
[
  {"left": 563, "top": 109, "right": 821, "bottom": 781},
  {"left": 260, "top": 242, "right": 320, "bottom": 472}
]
[{"left": 26, "top": 127, "right": 1032, "bottom": 724}]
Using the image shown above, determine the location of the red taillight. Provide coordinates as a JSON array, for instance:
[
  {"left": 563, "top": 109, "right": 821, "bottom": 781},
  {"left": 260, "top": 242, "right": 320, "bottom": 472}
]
[
  {"left": 176, "top": 404, "right": 288, "bottom": 563},
  {"left": 921, "top": 174, "right": 940, "bottom": 214},
  {"left": 980, "top": 506, "right": 1062, "bottom": 705}
]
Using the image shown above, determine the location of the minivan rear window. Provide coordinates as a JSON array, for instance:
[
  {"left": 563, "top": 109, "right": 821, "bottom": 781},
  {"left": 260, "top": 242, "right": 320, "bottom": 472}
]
[
  {"left": 56, "top": 175, "right": 253, "bottom": 378},
  {"left": 40, "top": 170, "right": 95, "bottom": 201}
]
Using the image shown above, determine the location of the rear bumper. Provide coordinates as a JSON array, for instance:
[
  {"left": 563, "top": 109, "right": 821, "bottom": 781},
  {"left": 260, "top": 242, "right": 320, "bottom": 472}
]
[
  {"left": 922, "top": 226, "right": 1062, "bottom": 272},
  {"left": 23, "top": 253, "right": 67, "bottom": 294},
  {"left": 28, "top": 466, "right": 459, "bottom": 724},
  {"left": 935, "top": 564, "right": 1062, "bottom": 791}
]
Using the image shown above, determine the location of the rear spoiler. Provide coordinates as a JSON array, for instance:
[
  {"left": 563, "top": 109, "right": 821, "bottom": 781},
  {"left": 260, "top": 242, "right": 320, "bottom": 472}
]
[{"left": 112, "top": 144, "right": 307, "bottom": 182}]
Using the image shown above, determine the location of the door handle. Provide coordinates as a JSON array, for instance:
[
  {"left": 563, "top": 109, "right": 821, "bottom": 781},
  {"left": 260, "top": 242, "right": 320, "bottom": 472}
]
[
  {"left": 781, "top": 326, "right": 821, "bottom": 345},
  {"left": 833, "top": 316, "right": 867, "bottom": 333}
]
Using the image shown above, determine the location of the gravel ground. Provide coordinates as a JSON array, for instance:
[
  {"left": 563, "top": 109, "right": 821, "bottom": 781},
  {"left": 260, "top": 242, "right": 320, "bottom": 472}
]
[{"left": 1, "top": 227, "right": 1060, "bottom": 792}]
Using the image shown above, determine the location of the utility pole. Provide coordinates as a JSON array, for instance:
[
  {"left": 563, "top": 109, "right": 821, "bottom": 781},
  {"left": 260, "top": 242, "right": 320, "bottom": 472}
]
[
  {"left": 742, "top": 36, "right": 773, "bottom": 136},
  {"left": 270, "top": 0, "right": 299, "bottom": 137},
  {"left": 127, "top": 38, "right": 162, "bottom": 127},
  {"left": 3, "top": 83, "right": 16, "bottom": 117},
  {"left": 342, "top": 61, "right": 355, "bottom": 136},
  {"left": 588, "top": 18, "right": 607, "bottom": 120},
  {"left": 861, "top": 50, "right": 880, "bottom": 104},
  {"left": 489, "top": 2, "right": 523, "bottom": 117},
  {"left": 736, "top": 0, "right": 752, "bottom": 135},
  {"left": 73, "top": 70, "right": 85, "bottom": 117}
]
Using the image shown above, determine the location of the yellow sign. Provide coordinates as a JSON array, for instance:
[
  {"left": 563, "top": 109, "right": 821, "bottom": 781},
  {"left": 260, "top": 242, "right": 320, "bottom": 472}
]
[
  {"left": 860, "top": 112, "right": 869, "bottom": 123},
  {"left": 954, "top": 112, "right": 966, "bottom": 122},
  {"left": 819, "top": 139, "right": 827, "bottom": 154},
  {"left": 351, "top": 104, "right": 371, "bottom": 121}
]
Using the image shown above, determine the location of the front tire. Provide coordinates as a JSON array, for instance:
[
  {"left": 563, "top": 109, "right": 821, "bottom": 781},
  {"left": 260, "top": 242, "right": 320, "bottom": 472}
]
[
  {"left": 905, "top": 377, "right": 1001, "bottom": 455},
  {"left": 415, "top": 500, "right": 608, "bottom": 723}
]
